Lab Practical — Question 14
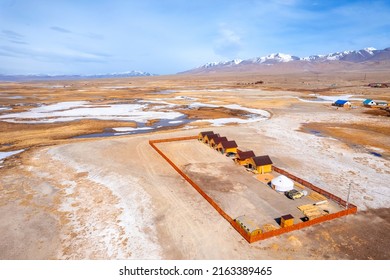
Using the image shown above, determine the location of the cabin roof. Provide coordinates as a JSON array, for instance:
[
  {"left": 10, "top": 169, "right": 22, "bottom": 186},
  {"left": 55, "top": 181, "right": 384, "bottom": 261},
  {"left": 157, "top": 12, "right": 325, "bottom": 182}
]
[
  {"left": 237, "top": 150, "right": 256, "bottom": 160},
  {"left": 200, "top": 131, "right": 214, "bottom": 137},
  {"left": 281, "top": 214, "right": 294, "bottom": 220},
  {"left": 220, "top": 140, "right": 238, "bottom": 149},
  {"left": 206, "top": 134, "right": 220, "bottom": 141},
  {"left": 252, "top": 155, "right": 273, "bottom": 166},
  {"left": 213, "top": 136, "right": 227, "bottom": 144}
]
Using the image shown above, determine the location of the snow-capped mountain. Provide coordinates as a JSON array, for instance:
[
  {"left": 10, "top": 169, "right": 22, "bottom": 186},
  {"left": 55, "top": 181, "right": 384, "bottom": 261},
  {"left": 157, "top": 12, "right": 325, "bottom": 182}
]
[
  {"left": 200, "top": 59, "right": 243, "bottom": 69},
  {"left": 302, "top": 47, "right": 381, "bottom": 62},
  {"left": 249, "top": 53, "right": 300, "bottom": 64},
  {"left": 0, "top": 70, "right": 156, "bottom": 81},
  {"left": 185, "top": 47, "right": 390, "bottom": 73},
  {"left": 88, "top": 70, "right": 156, "bottom": 78}
]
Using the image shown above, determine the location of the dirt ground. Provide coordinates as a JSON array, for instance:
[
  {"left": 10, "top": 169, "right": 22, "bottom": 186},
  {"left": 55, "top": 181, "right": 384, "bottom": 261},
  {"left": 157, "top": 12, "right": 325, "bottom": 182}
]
[
  {"left": 156, "top": 139, "right": 344, "bottom": 227},
  {"left": 0, "top": 72, "right": 389, "bottom": 259}
]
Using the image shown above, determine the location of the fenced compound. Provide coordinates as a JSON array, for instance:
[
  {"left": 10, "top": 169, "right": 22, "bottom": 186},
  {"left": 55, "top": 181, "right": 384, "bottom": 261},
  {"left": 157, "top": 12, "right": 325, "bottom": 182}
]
[{"left": 149, "top": 136, "right": 357, "bottom": 243}]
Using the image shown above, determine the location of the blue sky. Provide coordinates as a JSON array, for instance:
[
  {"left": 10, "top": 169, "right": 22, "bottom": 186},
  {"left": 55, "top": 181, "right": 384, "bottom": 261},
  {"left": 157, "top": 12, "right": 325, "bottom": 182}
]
[{"left": 1, "top": 0, "right": 389, "bottom": 75}]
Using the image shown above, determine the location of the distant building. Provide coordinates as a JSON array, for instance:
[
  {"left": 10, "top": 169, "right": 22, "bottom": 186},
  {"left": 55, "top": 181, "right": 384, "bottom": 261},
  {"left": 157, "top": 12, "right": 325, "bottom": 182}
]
[
  {"left": 362, "top": 99, "right": 388, "bottom": 107},
  {"left": 332, "top": 100, "right": 351, "bottom": 108},
  {"left": 363, "top": 99, "right": 376, "bottom": 107},
  {"left": 368, "top": 83, "right": 389, "bottom": 88},
  {"left": 376, "top": 100, "right": 388, "bottom": 107}
]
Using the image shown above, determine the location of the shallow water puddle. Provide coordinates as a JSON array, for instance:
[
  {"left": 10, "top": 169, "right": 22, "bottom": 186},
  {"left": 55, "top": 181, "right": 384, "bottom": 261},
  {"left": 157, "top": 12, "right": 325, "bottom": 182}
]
[
  {"left": 0, "top": 149, "right": 25, "bottom": 167},
  {"left": 73, "top": 115, "right": 193, "bottom": 138},
  {"left": 369, "top": 151, "right": 382, "bottom": 157}
]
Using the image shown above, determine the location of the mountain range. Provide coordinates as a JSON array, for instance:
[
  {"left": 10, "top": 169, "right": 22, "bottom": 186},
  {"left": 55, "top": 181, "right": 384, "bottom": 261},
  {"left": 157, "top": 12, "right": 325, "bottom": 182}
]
[
  {"left": 2, "top": 47, "right": 389, "bottom": 80},
  {"left": 182, "top": 47, "right": 390, "bottom": 74},
  {"left": 0, "top": 70, "right": 156, "bottom": 82}
]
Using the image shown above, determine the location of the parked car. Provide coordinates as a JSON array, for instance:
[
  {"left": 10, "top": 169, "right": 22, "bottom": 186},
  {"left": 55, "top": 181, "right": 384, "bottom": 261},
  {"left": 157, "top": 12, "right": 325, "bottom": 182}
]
[{"left": 285, "top": 189, "right": 307, "bottom": 200}]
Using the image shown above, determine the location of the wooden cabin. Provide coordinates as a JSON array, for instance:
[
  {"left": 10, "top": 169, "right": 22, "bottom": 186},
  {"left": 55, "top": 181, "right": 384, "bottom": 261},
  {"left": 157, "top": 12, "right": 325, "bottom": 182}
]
[
  {"left": 203, "top": 133, "right": 220, "bottom": 145},
  {"left": 280, "top": 214, "right": 294, "bottom": 228},
  {"left": 216, "top": 140, "right": 238, "bottom": 154},
  {"left": 209, "top": 136, "right": 227, "bottom": 148},
  {"left": 198, "top": 131, "right": 214, "bottom": 141},
  {"left": 247, "top": 155, "right": 273, "bottom": 174},
  {"left": 235, "top": 150, "right": 256, "bottom": 165}
]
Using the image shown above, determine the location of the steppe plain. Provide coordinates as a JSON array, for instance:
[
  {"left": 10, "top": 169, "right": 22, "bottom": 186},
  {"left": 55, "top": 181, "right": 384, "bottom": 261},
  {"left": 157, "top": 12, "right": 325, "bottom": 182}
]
[{"left": 0, "top": 71, "right": 389, "bottom": 259}]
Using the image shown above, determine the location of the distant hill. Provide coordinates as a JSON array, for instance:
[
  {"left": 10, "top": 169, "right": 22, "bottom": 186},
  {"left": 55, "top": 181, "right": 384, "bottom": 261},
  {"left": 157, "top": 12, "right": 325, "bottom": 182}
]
[
  {"left": 0, "top": 70, "right": 156, "bottom": 82},
  {"left": 181, "top": 47, "right": 390, "bottom": 74}
]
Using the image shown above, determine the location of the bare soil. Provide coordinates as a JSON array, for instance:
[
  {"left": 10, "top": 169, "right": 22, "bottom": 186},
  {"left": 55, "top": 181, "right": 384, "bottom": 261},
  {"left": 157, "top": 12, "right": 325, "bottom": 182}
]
[
  {"left": 156, "top": 139, "right": 344, "bottom": 228},
  {"left": 300, "top": 122, "right": 390, "bottom": 159},
  {"left": 0, "top": 72, "right": 389, "bottom": 259}
]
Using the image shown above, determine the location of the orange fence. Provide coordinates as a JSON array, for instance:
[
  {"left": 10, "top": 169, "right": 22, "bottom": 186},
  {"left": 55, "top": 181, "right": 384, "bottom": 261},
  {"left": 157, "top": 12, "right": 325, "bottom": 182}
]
[
  {"left": 149, "top": 137, "right": 234, "bottom": 224},
  {"left": 249, "top": 206, "right": 357, "bottom": 242},
  {"left": 149, "top": 136, "right": 357, "bottom": 243},
  {"left": 150, "top": 136, "right": 198, "bottom": 143}
]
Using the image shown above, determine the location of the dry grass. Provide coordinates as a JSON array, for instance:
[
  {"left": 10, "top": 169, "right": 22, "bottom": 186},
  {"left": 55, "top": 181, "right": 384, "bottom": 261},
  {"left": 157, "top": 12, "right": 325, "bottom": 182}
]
[
  {"left": 300, "top": 122, "right": 390, "bottom": 156},
  {"left": 0, "top": 120, "right": 137, "bottom": 151},
  {"left": 177, "top": 106, "right": 250, "bottom": 119}
]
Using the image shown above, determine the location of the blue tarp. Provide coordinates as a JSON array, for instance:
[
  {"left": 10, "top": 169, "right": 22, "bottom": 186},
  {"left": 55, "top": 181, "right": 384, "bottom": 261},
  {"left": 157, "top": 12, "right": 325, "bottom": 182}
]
[{"left": 334, "top": 100, "right": 348, "bottom": 105}]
